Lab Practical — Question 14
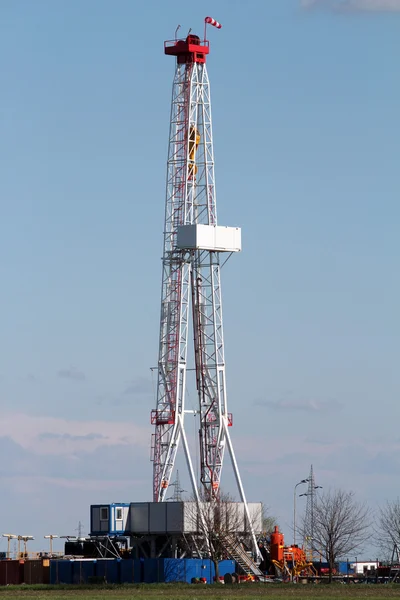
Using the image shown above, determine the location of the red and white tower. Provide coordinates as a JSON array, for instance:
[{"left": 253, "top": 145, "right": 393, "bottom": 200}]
[{"left": 151, "top": 22, "right": 252, "bottom": 535}]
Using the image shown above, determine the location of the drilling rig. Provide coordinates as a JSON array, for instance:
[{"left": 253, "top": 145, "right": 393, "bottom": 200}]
[
  {"left": 150, "top": 19, "right": 260, "bottom": 558},
  {"left": 88, "top": 21, "right": 264, "bottom": 575}
]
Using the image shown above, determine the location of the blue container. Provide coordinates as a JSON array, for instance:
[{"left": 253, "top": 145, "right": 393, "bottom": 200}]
[
  {"left": 144, "top": 558, "right": 198, "bottom": 583},
  {"left": 163, "top": 558, "right": 184, "bottom": 582},
  {"left": 338, "top": 562, "right": 355, "bottom": 575},
  {"left": 143, "top": 558, "right": 160, "bottom": 583},
  {"left": 162, "top": 558, "right": 203, "bottom": 582},
  {"left": 211, "top": 560, "right": 235, "bottom": 583},
  {"left": 157, "top": 559, "right": 209, "bottom": 584},
  {"left": 120, "top": 559, "right": 142, "bottom": 583},
  {"left": 161, "top": 559, "right": 234, "bottom": 584},
  {"left": 185, "top": 559, "right": 206, "bottom": 583},
  {"left": 338, "top": 561, "right": 348, "bottom": 574},
  {"left": 96, "top": 559, "right": 120, "bottom": 583},
  {"left": 50, "top": 560, "right": 73, "bottom": 584},
  {"left": 189, "top": 559, "right": 213, "bottom": 583},
  {"left": 72, "top": 560, "right": 96, "bottom": 584},
  {"left": 140, "top": 558, "right": 236, "bottom": 584},
  {"left": 218, "top": 560, "right": 236, "bottom": 577}
]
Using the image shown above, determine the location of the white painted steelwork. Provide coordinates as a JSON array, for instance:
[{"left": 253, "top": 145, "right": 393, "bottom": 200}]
[
  {"left": 151, "top": 32, "right": 258, "bottom": 554},
  {"left": 176, "top": 224, "right": 242, "bottom": 252},
  {"left": 129, "top": 502, "right": 263, "bottom": 535}
]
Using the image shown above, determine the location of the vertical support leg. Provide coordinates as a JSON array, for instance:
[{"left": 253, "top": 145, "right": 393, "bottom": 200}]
[
  {"left": 180, "top": 416, "right": 200, "bottom": 503},
  {"left": 224, "top": 420, "right": 260, "bottom": 558}
]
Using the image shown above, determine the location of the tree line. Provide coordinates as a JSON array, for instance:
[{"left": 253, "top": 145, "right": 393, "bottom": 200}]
[
  {"left": 291, "top": 489, "right": 400, "bottom": 582},
  {"left": 190, "top": 488, "right": 400, "bottom": 583}
]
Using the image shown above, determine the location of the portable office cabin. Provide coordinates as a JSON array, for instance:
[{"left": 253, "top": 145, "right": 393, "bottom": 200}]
[
  {"left": 129, "top": 501, "right": 263, "bottom": 535},
  {"left": 90, "top": 503, "right": 130, "bottom": 535},
  {"left": 130, "top": 502, "right": 181, "bottom": 534}
]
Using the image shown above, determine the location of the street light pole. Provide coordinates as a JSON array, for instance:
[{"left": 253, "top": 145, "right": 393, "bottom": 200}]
[
  {"left": 44, "top": 534, "right": 58, "bottom": 555},
  {"left": 2, "top": 534, "right": 17, "bottom": 559},
  {"left": 293, "top": 479, "right": 309, "bottom": 546}
]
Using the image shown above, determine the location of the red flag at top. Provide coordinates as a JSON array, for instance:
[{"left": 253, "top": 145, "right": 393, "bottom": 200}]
[{"left": 205, "top": 16, "right": 222, "bottom": 29}]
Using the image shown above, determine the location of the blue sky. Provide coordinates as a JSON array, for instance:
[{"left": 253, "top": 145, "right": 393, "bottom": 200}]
[{"left": 0, "top": 0, "right": 399, "bottom": 556}]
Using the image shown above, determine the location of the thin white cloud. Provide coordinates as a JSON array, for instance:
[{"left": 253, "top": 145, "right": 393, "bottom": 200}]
[
  {"left": 0, "top": 412, "right": 148, "bottom": 455},
  {"left": 254, "top": 398, "right": 342, "bottom": 413},
  {"left": 305, "top": 436, "right": 336, "bottom": 446},
  {"left": 301, "top": 0, "right": 400, "bottom": 11},
  {"left": 123, "top": 377, "right": 153, "bottom": 396},
  {"left": 58, "top": 366, "right": 86, "bottom": 382},
  {"left": 38, "top": 432, "right": 107, "bottom": 442},
  {"left": 1, "top": 474, "right": 147, "bottom": 492},
  {"left": 0, "top": 436, "right": 150, "bottom": 486},
  {"left": 24, "top": 374, "right": 39, "bottom": 383}
]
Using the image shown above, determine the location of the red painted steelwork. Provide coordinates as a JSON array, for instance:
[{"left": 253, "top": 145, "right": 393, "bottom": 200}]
[{"left": 164, "top": 35, "right": 209, "bottom": 64}]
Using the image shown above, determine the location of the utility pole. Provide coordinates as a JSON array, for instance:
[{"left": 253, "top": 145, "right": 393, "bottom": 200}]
[
  {"left": 75, "top": 522, "right": 84, "bottom": 538},
  {"left": 301, "top": 465, "right": 323, "bottom": 556},
  {"left": 168, "top": 470, "right": 186, "bottom": 502}
]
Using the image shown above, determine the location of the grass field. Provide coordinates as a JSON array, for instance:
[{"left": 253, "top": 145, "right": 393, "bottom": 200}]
[{"left": 0, "top": 583, "right": 399, "bottom": 600}]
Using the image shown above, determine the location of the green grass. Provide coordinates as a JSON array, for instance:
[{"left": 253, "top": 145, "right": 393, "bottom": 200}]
[{"left": 0, "top": 583, "right": 399, "bottom": 600}]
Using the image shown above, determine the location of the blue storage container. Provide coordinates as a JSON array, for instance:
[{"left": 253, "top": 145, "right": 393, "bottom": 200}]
[
  {"left": 96, "top": 559, "right": 120, "bottom": 583},
  {"left": 155, "top": 559, "right": 206, "bottom": 583},
  {"left": 163, "top": 558, "right": 184, "bottom": 582},
  {"left": 218, "top": 560, "right": 236, "bottom": 577},
  {"left": 162, "top": 558, "right": 206, "bottom": 582},
  {"left": 159, "top": 559, "right": 234, "bottom": 584},
  {"left": 120, "top": 559, "right": 142, "bottom": 583},
  {"left": 143, "top": 558, "right": 159, "bottom": 583},
  {"left": 338, "top": 561, "right": 354, "bottom": 574},
  {"left": 338, "top": 561, "right": 347, "bottom": 574},
  {"left": 139, "top": 558, "right": 237, "bottom": 584},
  {"left": 72, "top": 560, "right": 96, "bottom": 584},
  {"left": 50, "top": 560, "right": 73, "bottom": 584},
  {"left": 185, "top": 559, "right": 208, "bottom": 583},
  {"left": 212, "top": 560, "right": 235, "bottom": 583}
]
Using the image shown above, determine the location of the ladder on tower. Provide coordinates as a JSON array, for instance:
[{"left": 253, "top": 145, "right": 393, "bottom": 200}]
[{"left": 223, "top": 534, "right": 264, "bottom": 579}]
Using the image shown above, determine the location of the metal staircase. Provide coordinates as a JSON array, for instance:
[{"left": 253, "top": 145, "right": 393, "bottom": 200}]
[{"left": 223, "top": 534, "right": 264, "bottom": 579}]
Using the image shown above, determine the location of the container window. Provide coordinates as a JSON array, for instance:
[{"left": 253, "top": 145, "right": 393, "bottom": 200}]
[
  {"left": 116, "top": 508, "right": 123, "bottom": 520},
  {"left": 100, "top": 507, "right": 109, "bottom": 521}
]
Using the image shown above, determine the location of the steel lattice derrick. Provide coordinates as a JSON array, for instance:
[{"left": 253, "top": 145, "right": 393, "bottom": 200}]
[
  {"left": 152, "top": 61, "right": 193, "bottom": 502},
  {"left": 152, "top": 42, "right": 219, "bottom": 502},
  {"left": 150, "top": 29, "right": 260, "bottom": 556},
  {"left": 191, "top": 250, "right": 226, "bottom": 498},
  {"left": 152, "top": 37, "right": 257, "bottom": 561}
]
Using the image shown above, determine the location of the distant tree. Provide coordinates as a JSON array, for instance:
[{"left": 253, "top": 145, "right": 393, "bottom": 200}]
[
  {"left": 303, "top": 489, "right": 370, "bottom": 582},
  {"left": 261, "top": 504, "right": 278, "bottom": 536},
  {"left": 377, "top": 498, "right": 400, "bottom": 558}
]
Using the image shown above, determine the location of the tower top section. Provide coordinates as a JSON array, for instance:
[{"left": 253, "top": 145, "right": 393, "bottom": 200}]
[{"left": 164, "top": 35, "right": 209, "bottom": 65}]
